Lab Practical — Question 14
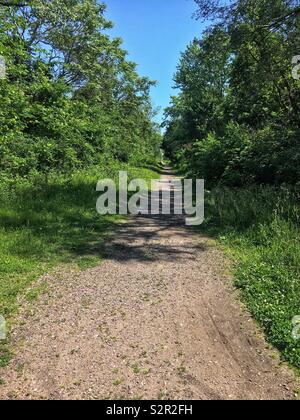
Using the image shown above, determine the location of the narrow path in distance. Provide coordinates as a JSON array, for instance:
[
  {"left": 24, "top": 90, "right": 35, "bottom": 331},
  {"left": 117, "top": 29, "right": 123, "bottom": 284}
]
[{"left": 0, "top": 168, "right": 297, "bottom": 400}]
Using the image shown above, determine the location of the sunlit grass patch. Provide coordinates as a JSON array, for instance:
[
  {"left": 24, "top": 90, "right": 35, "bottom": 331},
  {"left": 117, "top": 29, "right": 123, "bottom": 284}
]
[{"left": 0, "top": 162, "right": 159, "bottom": 366}]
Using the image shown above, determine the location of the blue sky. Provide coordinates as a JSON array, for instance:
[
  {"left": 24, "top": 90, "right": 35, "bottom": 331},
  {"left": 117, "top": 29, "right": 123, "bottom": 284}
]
[{"left": 104, "top": 0, "right": 206, "bottom": 124}]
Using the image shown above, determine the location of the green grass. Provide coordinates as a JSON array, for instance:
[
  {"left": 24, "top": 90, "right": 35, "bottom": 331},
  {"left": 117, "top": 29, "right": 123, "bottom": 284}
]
[
  {"left": 0, "top": 161, "right": 159, "bottom": 365},
  {"left": 201, "top": 186, "right": 300, "bottom": 371}
]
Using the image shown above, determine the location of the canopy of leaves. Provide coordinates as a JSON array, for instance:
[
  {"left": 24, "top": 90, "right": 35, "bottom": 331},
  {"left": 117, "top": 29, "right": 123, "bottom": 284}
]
[
  {"left": 0, "top": 0, "right": 161, "bottom": 178},
  {"left": 164, "top": 0, "right": 300, "bottom": 187}
]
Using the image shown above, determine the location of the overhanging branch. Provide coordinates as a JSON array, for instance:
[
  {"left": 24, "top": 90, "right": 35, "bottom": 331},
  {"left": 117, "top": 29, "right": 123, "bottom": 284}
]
[{"left": 268, "top": 6, "right": 300, "bottom": 29}]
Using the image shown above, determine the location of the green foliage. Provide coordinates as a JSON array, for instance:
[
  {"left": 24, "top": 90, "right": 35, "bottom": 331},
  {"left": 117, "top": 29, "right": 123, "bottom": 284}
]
[
  {"left": 163, "top": 0, "right": 300, "bottom": 187},
  {"left": 202, "top": 186, "right": 300, "bottom": 369},
  {"left": 234, "top": 219, "right": 300, "bottom": 369},
  {"left": 174, "top": 123, "right": 300, "bottom": 188},
  {"left": 0, "top": 1, "right": 161, "bottom": 178}
]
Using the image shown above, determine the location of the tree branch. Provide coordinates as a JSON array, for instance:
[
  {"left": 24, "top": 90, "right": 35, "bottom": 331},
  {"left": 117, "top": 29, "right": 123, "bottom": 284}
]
[{"left": 268, "top": 6, "right": 300, "bottom": 29}]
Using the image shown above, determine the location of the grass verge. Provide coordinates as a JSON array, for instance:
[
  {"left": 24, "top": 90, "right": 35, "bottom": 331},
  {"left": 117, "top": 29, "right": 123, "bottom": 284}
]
[
  {"left": 199, "top": 186, "right": 300, "bottom": 371},
  {"left": 0, "top": 160, "right": 160, "bottom": 366}
]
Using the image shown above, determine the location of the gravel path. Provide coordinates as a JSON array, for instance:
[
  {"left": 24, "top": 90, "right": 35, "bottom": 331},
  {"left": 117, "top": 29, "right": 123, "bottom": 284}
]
[{"left": 0, "top": 169, "right": 298, "bottom": 400}]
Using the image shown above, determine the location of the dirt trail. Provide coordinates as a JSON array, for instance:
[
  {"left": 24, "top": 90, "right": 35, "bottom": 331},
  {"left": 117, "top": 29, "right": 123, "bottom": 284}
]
[{"left": 0, "top": 169, "right": 298, "bottom": 400}]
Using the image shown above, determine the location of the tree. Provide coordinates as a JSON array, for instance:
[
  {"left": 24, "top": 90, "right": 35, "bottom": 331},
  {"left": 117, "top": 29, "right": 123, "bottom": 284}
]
[
  {"left": 194, "top": 0, "right": 300, "bottom": 26},
  {"left": 0, "top": 0, "right": 161, "bottom": 177},
  {"left": 163, "top": 0, "right": 300, "bottom": 186}
]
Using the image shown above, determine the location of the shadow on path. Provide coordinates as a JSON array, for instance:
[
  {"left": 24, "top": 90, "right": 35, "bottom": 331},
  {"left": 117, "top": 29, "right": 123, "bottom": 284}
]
[{"left": 77, "top": 167, "right": 207, "bottom": 263}]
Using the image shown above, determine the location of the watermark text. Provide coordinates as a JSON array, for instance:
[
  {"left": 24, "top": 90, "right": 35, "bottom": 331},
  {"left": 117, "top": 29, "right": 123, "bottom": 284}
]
[
  {"left": 96, "top": 172, "right": 204, "bottom": 226},
  {"left": 292, "top": 55, "right": 300, "bottom": 80},
  {"left": 0, "top": 56, "right": 6, "bottom": 80}
]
